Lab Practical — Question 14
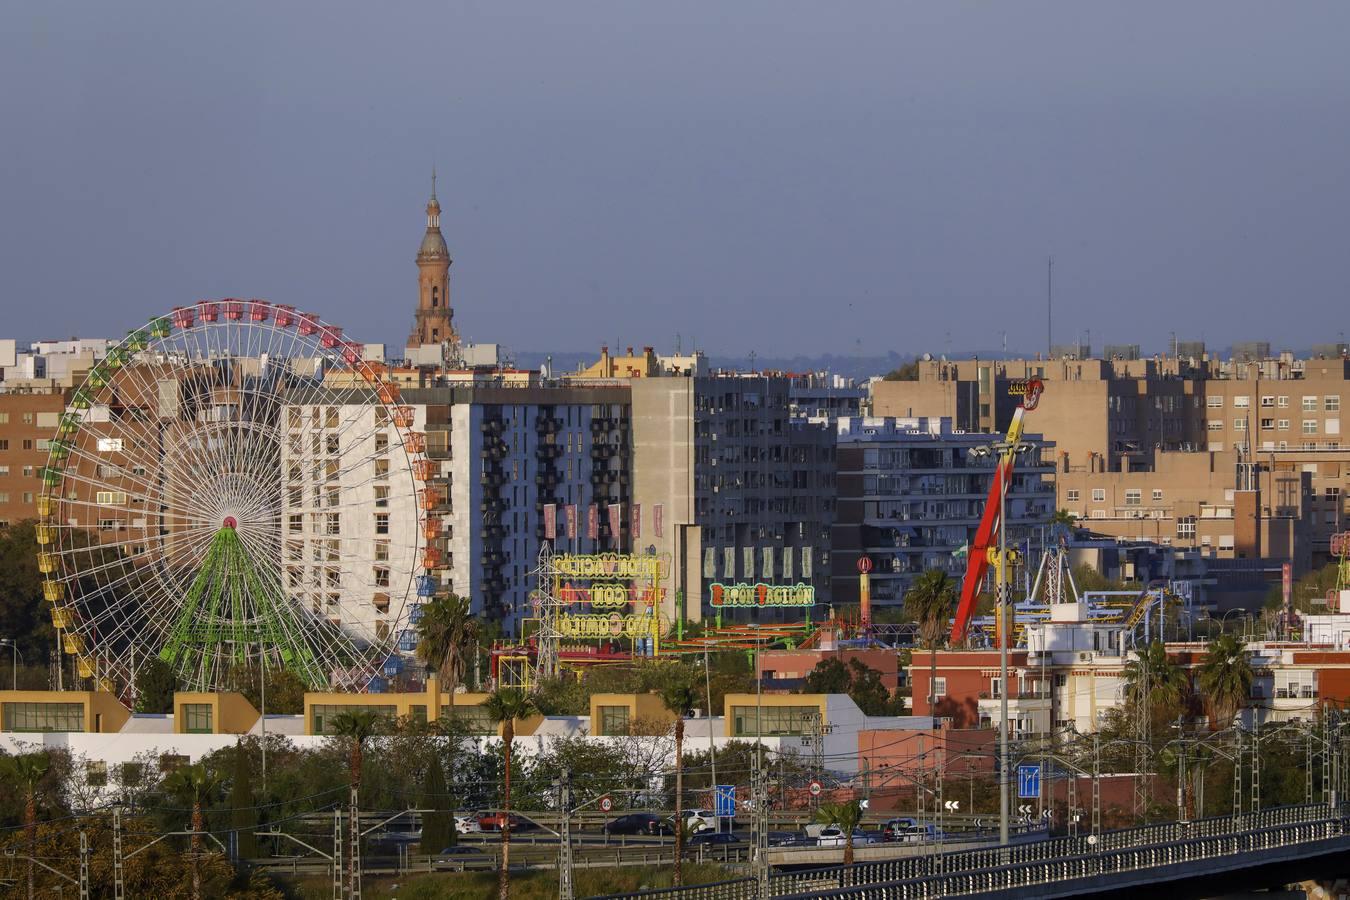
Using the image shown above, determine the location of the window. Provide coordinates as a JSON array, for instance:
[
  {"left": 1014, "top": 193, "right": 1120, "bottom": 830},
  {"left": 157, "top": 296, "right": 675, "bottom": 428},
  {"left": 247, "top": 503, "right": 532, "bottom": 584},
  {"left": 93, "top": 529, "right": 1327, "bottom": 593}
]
[
  {"left": 0, "top": 413, "right": 6, "bottom": 424},
  {"left": 21, "top": 440, "right": 33, "bottom": 450},
  {"left": 1261, "top": 396, "right": 1275, "bottom": 408},
  {"left": 1261, "top": 418, "right": 1275, "bottom": 430},
  {"left": 1177, "top": 516, "right": 1196, "bottom": 538},
  {"left": 1206, "top": 397, "right": 1223, "bottom": 409},
  {"left": 375, "top": 433, "right": 389, "bottom": 452},
  {"left": 1152, "top": 489, "right": 1164, "bottom": 502},
  {"left": 289, "top": 514, "right": 303, "bottom": 533},
  {"left": 1304, "top": 396, "right": 1318, "bottom": 411},
  {"left": 597, "top": 705, "right": 631, "bottom": 736},
  {"left": 375, "top": 513, "right": 389, "bottom": 535},
  {"left": 1066, "top": 489, "right": 1080, "bottom": 503},
  {"left": 85, "top": 760, "right": 108, "bottom": 788},
  {"left": 1208, "top": 421, "right": 1223, "bottom": 432},
  {"left": 1091, "top": 489, "right": 1105, "bottom": 502},
  {"left": 181, "top": 703, "right": 213, "bottom": 733},
  {"left": 933, "top": 677, "right": 947, "bottom": 698},
  {"left": 1234, "top": 419, "right": 1247, "bottom": 431},
  {"left": 2, "top": 702, "right": 84, "bottom": 732},
  {"left": 1125, "top": 489, "right": 1141, "bottom": 506},
  {"left": 1233, "top": 396, "right": 1250, "bottom": 409},
  {"left": 1278, "top": 419, "right": 1290, "bottom": 431},
  {"left": 374, "top": 485, "right": 389, "bottom": 508},
  {"left": 310, "top": 704, "right": 395, "bottom": 735},
  {"left": 442, "top": 705, "right": 496, "bottom": 735},
  {"left": 375, "top": 541, "right": 389, "bottom": 562},
  {"left": 1278, "top": 396, "right": 1290, "bottom": 408},
  {"left": 730, "top": 704, "right": 820, "bottom": 737},
  {"left": 1304, "top": 420, "right": 1319, "bottom": 435},
  {"left": 1327, "top": 396, "right": 1341, "bottom": 412},
  {"left": 158, "top": 754, "right": 189, "bottom": 774},
  {"left": 373, "top": 567, "right": 390, "bottom": 588},
  {"left": 95, "top": 491, "right": 127, "bottom": 505},
  {"left": 0, "top": 441, "right": 8, "bottom": 450}
]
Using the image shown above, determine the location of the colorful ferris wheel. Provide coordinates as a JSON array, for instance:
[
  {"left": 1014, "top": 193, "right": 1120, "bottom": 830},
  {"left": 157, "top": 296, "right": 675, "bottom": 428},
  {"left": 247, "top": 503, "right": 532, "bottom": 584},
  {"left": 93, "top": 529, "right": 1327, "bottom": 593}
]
[{"left": 35, "top": 301, "right": 440, "bottom": 693}]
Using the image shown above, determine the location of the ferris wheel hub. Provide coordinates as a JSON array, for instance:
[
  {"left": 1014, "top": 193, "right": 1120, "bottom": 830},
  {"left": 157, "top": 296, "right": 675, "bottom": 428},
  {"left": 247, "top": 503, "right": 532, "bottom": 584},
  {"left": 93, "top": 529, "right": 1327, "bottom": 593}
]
[{"left": 223, "top": 516, "right": 237, "bottom": 529}]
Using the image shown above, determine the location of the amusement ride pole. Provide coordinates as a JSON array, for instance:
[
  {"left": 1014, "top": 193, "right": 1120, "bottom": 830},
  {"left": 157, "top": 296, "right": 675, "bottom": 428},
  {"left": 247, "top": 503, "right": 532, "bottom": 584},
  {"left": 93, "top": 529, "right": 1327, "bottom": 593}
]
[{"left": 999, "top": 460, "right": 1010, "bottom": 848}]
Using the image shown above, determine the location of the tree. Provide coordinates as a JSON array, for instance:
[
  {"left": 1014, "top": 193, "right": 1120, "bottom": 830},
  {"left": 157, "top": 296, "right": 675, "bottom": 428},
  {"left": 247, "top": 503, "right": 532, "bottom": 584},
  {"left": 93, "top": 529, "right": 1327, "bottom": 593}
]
[
  {"left": 803, "top": 657, "right": 902, "bottom": 715},
  {"left": 1198, "top": 633, "right": 1254, "bottom": 731},
  {"left": 135, "top": 657, "right": 177, "bottom": 713},
  {"left": 165, "top": 763, "right": 224, "bottom": 900},
  {"left": 421, "top": 752, "right": 454, "bottom": 852},
  {"left": 660, "top": 675, "right": 701, "bottom": 886},
  {"left": 804, "top": 658, "right": 851, "bottom": 694},
  {"left": 416, "top": 593, "right": 479, "bottom": 705},
  {"left": 2, "top": 751, "right": 49, "bottom": 900},
  {"left": 813, "top": 800, "right": 864, "bottom": 869},
  {"left": 904, "top": 569, "right": 956, "bottom": 716},
  {"left": 882, "top": 361, "right": 920, "bottom": 381},
  {"left": 229, "top": 742, "right": 257, "bottom": 859},
  {"left": 483, "top": 687, "right": 539, "bottom": 900},
  {"left": 1123, "top": 640, "right": 1189, "bottom": 733}
]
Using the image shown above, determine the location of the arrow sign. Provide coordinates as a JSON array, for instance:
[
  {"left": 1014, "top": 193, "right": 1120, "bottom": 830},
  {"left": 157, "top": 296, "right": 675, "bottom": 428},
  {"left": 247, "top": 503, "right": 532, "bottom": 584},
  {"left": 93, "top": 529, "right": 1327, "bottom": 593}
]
[
  {"left": 1017, "top": 804, "right": 1032, "bottom": 816},
  {"left": 1016, "top": 764, "right": 1041, "bottom": 800},
  {"left": 944, "top": 800, "right": 960, "bottom": 811}
]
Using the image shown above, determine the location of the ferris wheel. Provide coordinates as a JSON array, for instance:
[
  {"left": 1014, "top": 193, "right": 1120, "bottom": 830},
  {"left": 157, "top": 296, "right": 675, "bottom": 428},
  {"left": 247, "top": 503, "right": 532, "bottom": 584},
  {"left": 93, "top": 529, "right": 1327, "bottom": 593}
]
[{"left": 35, "top": 301, "right": 440, "bottom": 693}]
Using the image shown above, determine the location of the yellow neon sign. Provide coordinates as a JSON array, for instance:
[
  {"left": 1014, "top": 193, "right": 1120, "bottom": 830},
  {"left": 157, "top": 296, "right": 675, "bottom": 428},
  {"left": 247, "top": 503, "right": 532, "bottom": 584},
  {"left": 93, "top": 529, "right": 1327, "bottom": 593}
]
[
  {"left": 554, "top": 553, "right": 667, "bottom": 582},
  {"left": 557, "top": 612, "right": 661, "bottom": 639},
  {"left": 709, "top": 582, "right": 816, "bottom": 608}
]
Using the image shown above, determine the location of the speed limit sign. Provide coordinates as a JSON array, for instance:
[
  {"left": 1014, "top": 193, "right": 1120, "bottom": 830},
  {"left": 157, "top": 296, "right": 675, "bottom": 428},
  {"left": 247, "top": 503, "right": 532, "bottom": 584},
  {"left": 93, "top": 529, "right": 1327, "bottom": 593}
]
[
  {"left": 599, "top": 796, "right": 613, "bottom": 813},
  {"left": 809, "top": 780, "right": 822, "bottom": 797}
]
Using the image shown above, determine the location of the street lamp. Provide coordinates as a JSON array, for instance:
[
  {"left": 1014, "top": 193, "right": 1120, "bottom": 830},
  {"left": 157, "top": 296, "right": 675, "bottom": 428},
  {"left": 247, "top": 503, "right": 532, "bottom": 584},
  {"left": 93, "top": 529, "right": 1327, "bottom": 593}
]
[
  {"left": 0, "top": 639, "right": 22, "bottom": 691},
  {"left": 968, "top": 439, "right": 1037, "bottom": 848}
]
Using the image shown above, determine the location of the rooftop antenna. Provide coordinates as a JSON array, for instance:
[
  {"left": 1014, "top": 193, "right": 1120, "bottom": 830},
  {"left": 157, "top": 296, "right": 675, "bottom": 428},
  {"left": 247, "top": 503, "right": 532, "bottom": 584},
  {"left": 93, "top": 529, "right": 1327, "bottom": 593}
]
[
  {"left": 675, "top": 333, "right": 682, "bottom": 355},
  {"left": 1047, "top": 256, "right": 1054, "bottom": 359}
]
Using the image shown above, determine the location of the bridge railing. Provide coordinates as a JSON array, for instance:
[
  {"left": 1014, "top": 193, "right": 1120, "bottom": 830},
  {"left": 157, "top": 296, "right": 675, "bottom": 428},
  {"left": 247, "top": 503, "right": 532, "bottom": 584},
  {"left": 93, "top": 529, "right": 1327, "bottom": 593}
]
[{"left": 780, "top": 812, "right": 1343, "bottom": 898}]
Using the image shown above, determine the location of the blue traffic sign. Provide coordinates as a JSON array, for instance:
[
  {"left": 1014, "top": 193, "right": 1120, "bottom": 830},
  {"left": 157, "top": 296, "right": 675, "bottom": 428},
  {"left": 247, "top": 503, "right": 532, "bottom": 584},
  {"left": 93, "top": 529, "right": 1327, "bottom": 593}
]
[
  {"left": 714, "top": 784, "right": 736, "bottom": 818},
  {"left": 1017, "top": 764, "right": 1041, "bottom": 800}
]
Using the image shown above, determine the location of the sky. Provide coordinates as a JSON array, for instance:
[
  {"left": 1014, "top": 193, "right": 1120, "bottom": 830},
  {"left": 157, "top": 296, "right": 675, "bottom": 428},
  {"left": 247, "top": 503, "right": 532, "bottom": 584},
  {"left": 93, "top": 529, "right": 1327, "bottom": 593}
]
[{"left": 2, "top": 2, "right": 1348, "bottom": 359}]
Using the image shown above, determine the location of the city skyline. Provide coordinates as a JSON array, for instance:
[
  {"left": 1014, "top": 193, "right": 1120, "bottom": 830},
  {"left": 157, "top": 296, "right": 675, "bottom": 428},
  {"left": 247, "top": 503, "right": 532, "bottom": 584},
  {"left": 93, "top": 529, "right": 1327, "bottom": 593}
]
[{"left": 3, "top": 2, "right": 1349, "bottom": 357}]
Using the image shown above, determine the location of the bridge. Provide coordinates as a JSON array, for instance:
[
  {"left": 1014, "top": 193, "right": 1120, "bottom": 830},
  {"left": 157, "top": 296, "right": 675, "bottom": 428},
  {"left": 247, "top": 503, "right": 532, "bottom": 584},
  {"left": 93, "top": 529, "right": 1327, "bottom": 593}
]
[{"left": 602, "top": 803, "right": 1350, "bottom": 899}]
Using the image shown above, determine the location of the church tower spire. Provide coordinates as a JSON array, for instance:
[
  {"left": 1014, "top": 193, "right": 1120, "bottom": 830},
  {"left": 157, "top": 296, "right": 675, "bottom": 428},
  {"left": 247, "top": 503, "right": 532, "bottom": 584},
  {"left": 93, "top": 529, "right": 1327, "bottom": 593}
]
[{"left": 408, "top": 172, "right": 455, "bottom": 350}]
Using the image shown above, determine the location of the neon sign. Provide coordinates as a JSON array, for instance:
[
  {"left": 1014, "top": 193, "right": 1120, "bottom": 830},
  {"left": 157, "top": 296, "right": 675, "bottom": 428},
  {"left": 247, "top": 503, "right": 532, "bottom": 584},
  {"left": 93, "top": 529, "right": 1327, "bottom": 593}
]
[
  {"left": 560, "top": 583, "right": 664, "bottom": 609},
  {"left": 558, "top": 612, "right": 661, "bottom": 639},
  {"left": 553, "top": 553, "right": 667, "bottom": 582},
  {"left": 709, "top": 582, "right": 816, "bottom": 608}
]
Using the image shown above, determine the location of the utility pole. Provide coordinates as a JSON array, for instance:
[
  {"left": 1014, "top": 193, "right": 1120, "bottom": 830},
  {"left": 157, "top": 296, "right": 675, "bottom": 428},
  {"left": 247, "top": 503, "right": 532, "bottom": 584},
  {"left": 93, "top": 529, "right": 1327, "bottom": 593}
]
[
  {"left": 112, "top": 808, "right": 125, "bottom": 900},
  {"left": 753, "top": 757, "right": 769, "bottom": 899},
  {"left": 349, "top": 784, "right": 362, "bottom": 900},
  {"left": 332, "top": 808, "right": 343, "bottom": 900},
  {"left": 557, "top": 771, "right": 574, "bottom": 900},
  {"left": 78, "top": 831, "right": 89, "bottom": 900}
]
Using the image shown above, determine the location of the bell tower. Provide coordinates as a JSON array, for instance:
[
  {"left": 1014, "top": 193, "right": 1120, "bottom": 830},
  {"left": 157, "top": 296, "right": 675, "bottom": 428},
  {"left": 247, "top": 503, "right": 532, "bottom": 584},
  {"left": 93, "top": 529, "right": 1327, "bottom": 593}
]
[{"left": 408, "top": 172, "right": 455, "bottom": 348}]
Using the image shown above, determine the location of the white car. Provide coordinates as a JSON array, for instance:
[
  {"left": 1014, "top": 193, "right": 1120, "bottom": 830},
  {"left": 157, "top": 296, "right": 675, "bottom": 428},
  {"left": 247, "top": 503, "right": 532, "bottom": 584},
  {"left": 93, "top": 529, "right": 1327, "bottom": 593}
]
[
  {"left": 685, "top": 809, "right": 718, "bottom": 833},
  {"left": 454, "top": 814, "right": 482, "bottom": 834},
  {"left": 816, "top": 826, "right": 877, "bottom": 847}
]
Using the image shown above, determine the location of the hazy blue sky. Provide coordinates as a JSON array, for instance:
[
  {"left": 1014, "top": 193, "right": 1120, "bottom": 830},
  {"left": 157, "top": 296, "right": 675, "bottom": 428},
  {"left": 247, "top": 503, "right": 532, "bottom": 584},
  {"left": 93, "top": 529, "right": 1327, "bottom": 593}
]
[{"left": 2, "top": 2, "right": 1348, "bottom": 358}]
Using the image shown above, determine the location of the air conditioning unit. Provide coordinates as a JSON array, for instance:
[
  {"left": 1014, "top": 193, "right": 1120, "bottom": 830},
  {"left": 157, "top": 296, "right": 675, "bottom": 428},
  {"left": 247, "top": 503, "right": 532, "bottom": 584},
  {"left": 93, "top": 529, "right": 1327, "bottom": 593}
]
[
  {"left": 689, "top": 708, "right": 704, "bottom": 718},
  {"left": 939, "top": 717, "right": 954, "bottom": 727},
  {"left": 1079, "top": 652, "right": 1093, "bottom": 662}
]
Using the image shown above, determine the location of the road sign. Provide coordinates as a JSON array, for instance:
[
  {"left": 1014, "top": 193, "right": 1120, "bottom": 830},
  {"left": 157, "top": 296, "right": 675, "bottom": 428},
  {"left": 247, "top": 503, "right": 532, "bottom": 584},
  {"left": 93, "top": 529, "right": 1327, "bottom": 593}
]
[
  {"left": 1017, "top": 764, "right": 1041, "bottom": 800},
  {"left": 715, "top": 784, "right": 736, "bottom": 818},
  {"left": 1017, "top": 804, "right": 1032, "bottom": 816},
  {"left": 860, "top": 799, "right": 869, "bottom": 810},
  {"left": 599, "top": 796, "right": 612, "bottom": 813},
  {"left": 944, "top": 800, "right": 960, "bottom": 811},
  {"left": 808, "top": 780, "right": 823, "bottom": 797}
]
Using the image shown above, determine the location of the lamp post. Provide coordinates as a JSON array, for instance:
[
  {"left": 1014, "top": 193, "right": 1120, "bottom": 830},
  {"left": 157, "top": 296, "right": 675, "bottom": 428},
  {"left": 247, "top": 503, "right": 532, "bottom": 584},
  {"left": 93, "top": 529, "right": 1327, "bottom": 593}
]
[
  {"left": 969, "top": 438, "right": 1037, "bottom": 848},
  {"left": 0, "top": 639, "right": 22, "bottom": 690}
]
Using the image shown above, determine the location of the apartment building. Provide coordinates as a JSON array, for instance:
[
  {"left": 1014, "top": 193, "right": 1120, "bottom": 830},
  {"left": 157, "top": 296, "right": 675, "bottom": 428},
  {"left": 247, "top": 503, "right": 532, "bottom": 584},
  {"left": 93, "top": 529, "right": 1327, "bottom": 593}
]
[
  {"left": 831, "top": 416, "right": 1056, "bottom": 610},
  {"left": 630, "top": 374, "right": 835, "bottom": 625},
  {"left": 403, "top": 384, "right": 632, "bottom": 636},
  {"left": 0, "top": 387, "right": 67, "bottom": 527}
]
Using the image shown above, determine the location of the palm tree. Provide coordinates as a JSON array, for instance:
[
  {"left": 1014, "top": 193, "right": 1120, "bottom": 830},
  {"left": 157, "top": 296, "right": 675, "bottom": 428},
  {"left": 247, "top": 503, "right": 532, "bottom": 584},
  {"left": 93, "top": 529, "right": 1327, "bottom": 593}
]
[
  {"left": 415, "top": 593, "right": 479, "bottom": 711},
  {"left": 3, "top": 752, "right": 49, "bottom": 900},
  {"left": 1198, "top": 633, "right": 1254, "bottom": 731},
  {"left": 904, "top": 569, "right": 956, "bottom": 717},
  {"left": 1123, "top": 640, "right": 1189, "bottom": 733},
  {"left": 659, "top": 677, "right": 701, "bottom": 886},
  {"left": 483, "top": 687, "right": 539, "bottom": 900},
  {"left": 331, "top": 709, "right": 382, "bottom": 895},
  {"left": 165, "top": 763, "right": 223, "bottom": 900},
  {"left": 814, "top": 800, "right": 864, "bottom": 870}
]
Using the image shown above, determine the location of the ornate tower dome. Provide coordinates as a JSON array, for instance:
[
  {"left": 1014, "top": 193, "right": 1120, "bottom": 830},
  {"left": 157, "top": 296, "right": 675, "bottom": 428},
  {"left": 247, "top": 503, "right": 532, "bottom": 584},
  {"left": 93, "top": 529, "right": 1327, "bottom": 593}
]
[{"left": 408, "top": 172, "right": 455, "bottom": 349}]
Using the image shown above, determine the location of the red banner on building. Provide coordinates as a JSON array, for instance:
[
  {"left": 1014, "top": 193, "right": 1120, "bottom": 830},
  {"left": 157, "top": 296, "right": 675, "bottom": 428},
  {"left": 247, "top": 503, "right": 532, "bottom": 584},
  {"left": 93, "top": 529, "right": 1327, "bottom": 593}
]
[
  {"left": 565, "top": 504, "right": 577, "bottom": 539},
  {"left": 543, "top": 503, "right": 557, "bottom": 540},
  {"left": 631, "top": 503, "right": 641, "bottom": 540},
  {"left": 654, "top": 503, "right": 664, "bottom": 538},
  {"left": 608, "top": 503, "right": 622, "bottom": 547},
  {"left": 587, "top": 504, "right": 599, "bottom": 540}
]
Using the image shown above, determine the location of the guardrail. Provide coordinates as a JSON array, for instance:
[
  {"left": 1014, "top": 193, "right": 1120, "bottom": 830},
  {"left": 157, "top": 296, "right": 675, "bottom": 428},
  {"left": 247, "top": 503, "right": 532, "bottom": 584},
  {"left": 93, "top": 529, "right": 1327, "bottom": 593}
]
[{"left": 596, "top": 804, "right": 1342, "bottom": 900}]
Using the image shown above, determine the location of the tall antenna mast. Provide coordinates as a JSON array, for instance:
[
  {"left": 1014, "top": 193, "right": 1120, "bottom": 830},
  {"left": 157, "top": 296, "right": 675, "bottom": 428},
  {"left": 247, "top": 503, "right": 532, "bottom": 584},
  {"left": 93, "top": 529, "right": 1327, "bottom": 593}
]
[{"left": 1047, "top": 256, "right": 1054, "bottom": 358}]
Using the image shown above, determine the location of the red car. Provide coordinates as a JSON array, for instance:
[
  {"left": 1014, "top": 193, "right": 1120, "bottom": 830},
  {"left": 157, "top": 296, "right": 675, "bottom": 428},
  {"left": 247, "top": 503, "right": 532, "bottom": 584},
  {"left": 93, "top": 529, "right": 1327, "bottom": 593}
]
[{"left": 477, "top": 811, "right": 535, "bottom": 832}]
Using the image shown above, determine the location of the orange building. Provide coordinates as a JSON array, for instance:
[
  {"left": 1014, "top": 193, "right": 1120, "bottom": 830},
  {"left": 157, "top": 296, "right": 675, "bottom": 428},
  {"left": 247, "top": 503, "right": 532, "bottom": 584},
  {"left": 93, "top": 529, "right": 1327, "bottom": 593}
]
[{"left": 0, "top": 389, "right": 68, "bottom": 527}]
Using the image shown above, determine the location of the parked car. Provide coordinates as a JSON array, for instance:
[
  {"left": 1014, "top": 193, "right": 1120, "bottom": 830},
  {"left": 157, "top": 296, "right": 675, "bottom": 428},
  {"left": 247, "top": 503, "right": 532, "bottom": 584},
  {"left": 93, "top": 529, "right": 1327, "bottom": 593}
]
[
  {"left": 684, "top": 809, "right": 718, "bottom": 833},
  {"left": 453, "top": 813, "right": 482, "bottom": 835},
  {"left": 604, "top": 813, "right": 673, "bottom": 836},
  {"left": 431, "top": 845, "right": 491, "bottom": 871}
]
